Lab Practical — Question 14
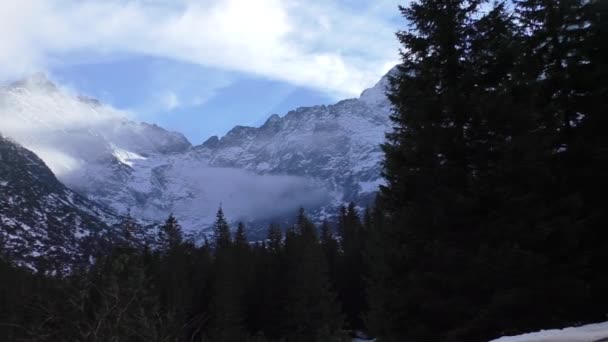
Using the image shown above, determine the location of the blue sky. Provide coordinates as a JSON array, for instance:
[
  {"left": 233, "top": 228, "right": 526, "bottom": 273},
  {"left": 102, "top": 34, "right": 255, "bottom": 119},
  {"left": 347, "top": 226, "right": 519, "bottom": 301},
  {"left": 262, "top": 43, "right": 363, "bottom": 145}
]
[{"left": 0, "top": 0, "right": 404, "bottom": 143}]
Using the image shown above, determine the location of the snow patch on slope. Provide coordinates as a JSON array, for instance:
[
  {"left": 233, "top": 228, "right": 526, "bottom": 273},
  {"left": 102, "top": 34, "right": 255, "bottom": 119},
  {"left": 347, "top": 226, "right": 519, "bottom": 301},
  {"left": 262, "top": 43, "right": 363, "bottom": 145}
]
[
  {"left": 490, "top": 321, "right": 608, "bottom": 342},
  {"left": 359, "top": 179, "right": 384, "bottom": 194},
  {"left": 111, "top": 145, "right": 146, "bottom": 167}
]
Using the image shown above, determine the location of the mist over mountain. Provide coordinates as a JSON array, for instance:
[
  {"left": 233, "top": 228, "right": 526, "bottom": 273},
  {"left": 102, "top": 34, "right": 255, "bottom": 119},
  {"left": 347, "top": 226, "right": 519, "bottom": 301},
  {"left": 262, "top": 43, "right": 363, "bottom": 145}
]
[{"left": 0, "top": 69, "right": 394, "bottom": 235}]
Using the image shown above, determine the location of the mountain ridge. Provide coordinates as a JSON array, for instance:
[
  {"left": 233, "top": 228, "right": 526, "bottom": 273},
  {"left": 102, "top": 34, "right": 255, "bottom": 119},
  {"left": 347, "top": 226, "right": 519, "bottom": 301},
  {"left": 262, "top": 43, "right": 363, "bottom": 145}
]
[
  {"left": 0, "top": 134, "right": 119, "bottom": 271},
  {"left": 0, "top": 68, "right": 395, "bottom": 237}
]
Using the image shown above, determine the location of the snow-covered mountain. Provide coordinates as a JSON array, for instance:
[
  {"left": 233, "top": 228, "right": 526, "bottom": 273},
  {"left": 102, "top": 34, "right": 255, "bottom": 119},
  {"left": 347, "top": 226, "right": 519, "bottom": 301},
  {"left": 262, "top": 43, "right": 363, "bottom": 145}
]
[
  {"left": 0, "top": 135, "right": 118, "bottom": 271},
  {"left": 0, "top": 69, "right": 395, "bottom": 236},
  {"left": 196, "top": 71, "right": 393, "bottom": 200}
]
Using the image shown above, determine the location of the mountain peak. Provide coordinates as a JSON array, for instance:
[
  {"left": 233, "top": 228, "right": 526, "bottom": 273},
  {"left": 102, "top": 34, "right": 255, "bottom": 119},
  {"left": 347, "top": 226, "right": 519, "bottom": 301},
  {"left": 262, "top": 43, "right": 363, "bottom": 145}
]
[
  {"left": 226, "top": 125, "right": 256, "bottom": 138},
  {"left": 202, "top": 135, "right": 220, "bottom": 148},
  {"left": 11, "top": 72, "right": 58, "bottom": 92},
  {"left": 264, "top": 114, "right": 281, "bottom": 126},
  {"left": 359, "top": 65, "right": 398, "bottom": 107}
]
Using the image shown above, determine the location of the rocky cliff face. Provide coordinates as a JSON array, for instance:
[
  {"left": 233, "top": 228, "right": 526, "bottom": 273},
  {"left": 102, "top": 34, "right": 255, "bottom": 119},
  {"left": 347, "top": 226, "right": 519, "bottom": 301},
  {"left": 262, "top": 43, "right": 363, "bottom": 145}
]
[
  {"left": 0, "top": 135, "right": 118, "bottom": 271},
  {"left": 195, "top": 72, "right": 393, "bottom": 203}
]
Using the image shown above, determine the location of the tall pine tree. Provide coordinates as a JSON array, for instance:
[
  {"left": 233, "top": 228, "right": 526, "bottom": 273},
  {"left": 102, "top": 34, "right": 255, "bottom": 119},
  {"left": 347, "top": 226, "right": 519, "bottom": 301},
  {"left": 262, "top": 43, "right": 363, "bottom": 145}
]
[{"left": 370, "top": 1, "right": 483, "bottom": 340}]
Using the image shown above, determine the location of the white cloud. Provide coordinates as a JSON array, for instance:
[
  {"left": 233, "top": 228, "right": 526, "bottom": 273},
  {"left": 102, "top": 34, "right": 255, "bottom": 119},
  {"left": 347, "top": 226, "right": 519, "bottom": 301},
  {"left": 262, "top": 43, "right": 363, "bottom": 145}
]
[
  {"left": 161, "top": 91, "right": 180, "bottom": 111},
  {"left": 0, "top": 0, "right": 401, "bottom": 97},
  {"left": 159, "top": 165, "right": 331, "bottom": 229},
  {"left": 0, "top": 78, "right": 130, "bottom": 176}
]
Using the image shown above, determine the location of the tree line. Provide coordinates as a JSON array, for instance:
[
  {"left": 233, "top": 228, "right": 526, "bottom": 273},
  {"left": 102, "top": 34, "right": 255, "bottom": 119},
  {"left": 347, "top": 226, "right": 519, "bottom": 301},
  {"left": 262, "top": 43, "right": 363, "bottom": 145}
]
[
  {"left": 0, "top": 205, "right": 373, "bottom": 341},
  {"left": 1, "top": 0, "right": 607, "bottom": 341}
]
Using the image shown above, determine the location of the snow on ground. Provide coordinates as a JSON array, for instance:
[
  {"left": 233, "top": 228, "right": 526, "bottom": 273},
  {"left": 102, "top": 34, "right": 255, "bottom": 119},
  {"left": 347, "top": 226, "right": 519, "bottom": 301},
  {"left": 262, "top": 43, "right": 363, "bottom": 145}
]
[
  {"left": 351, "top": 322, "right": 608, "bottom": 342},
  {"left": 490, "top": 321, "right": 608, "bottom": 342}
]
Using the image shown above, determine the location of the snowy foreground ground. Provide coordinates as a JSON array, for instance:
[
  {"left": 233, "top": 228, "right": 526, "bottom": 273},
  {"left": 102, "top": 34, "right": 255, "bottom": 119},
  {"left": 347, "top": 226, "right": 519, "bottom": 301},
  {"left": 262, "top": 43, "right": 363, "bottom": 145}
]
[
  {"left": 489, "top": 321, "right": 608, "bottom": 342},
  {"left": 352, "top": 321, "right": 608, "bottom": 342}
]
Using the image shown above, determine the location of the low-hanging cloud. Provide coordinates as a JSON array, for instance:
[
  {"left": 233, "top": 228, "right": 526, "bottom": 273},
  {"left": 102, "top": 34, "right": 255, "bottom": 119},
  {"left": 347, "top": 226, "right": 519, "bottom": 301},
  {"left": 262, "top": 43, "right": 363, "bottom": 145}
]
[
  {"left": 0, "top": 79, "right": 334, "bottom": 229},
  {"left": 159, "top": 164, "right": 332, "bottom": 229},
  {"left": 0, "top": 0, "right": 400, "bottom": 98},
  {"left": 0, "top": 77, "right": 136, "bottom": 176}
]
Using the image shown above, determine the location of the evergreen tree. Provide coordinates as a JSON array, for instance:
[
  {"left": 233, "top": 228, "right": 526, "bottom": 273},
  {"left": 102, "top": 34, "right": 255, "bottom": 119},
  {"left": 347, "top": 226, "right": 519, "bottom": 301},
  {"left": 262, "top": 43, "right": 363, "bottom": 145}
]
[
  {"left": 207, "top": 208, "right": 246, "bottom": 341},
  {"left": 250, "top": 224, "right": 287, "bottom": 339},
  {"left": 336, "top": 204, "right": 348, "bottom": 240},
  {"left": 233, "top": 221, "right": 253, "bottom": 323},
  {"left": 458, "top": 4, "right": 564, "bottom": 336},
  {"left": 79, "top": 247, "right": 178, "bottom": 341},
  {"left": 120, "top": 211, "right": 137, "bottom": 243},
  {"left": 320, "top": 219, "right": 339, "bottom": 278},
  {"left": 185, "top": 240, "right": 213, "bottom": 341},
  {"left": 154, "top": 214, "right": 197, "bottom": 340},
  {"left": 234, "top": 222, "right": 248, "bottom": 250},
  {"left": 157, "top": 214, "right": 183, "bottom": 252},
  {"left": 371, "top": 0, "right": 607, "bottom": 340},
  {"left": 336, "top": 203, "right": 367, "bottom": 331},
  {"left": 296, "top": 207, "right": 317, "bottom": 240},
  {"left": 362, "top": 207, "right": 372, "bottom": 233},
  {"left": 579, "top": 0, "right": 608, "bottom": 319},
  {"left": 282, "top": 209, "right": 345, "bottom": 341},
  {"left": 266, "top": 223, "right": 283, "bottom": 255},
  {"left": 512, "top": 0, "right": 608, "bottom": 327},
  {"left": 212, "top": 206, "right": 232, "bottom": 251},
  {"left": 319, "top": 219, "right": 341, "bottom": 325},
  {"left": 367, "top": 0, "right": 516, "bottom": 340}
]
